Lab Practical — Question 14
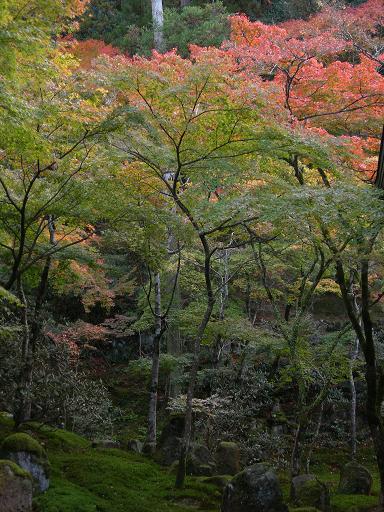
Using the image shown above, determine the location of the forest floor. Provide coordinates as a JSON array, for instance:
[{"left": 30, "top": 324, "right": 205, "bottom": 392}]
[{"left": 0, "top": 411, "right": 380, "bottom": 512}]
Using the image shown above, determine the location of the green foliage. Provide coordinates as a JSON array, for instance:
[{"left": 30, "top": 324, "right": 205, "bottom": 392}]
[{"left": 138, "top": 3, "right": 230, "bottom": 57}]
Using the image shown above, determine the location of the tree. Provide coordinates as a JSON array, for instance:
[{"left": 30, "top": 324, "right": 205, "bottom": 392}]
[
  {"left": 99, "top": 49, "right": 292, "bottom": 485},
  {"left": 151, "top": 0, "right": 164, "bottom": 51}
]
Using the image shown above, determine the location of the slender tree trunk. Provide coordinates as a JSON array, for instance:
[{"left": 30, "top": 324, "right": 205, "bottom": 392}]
[
  {"left": 14, "top": 278, "right": 31, "bottom": 427},
  {"left": 349, "top": 337, "right": 359, "bottom": 459},
  {"left": 291, "top": 421, "right": 306, "bottom": 479},
  {"left": 14, "top": 214, "right": 55, "bottom": 426},
  {"left": 175, "top": 299, "right": 215, "bottom": 488},
  {"left": 14, "top": 257, "right": 51, "bottom": 426},
  {"left": 151, "top": 0, "right": 164, "bottom": 52},
  {"left": 305, "top": 402, "right": 324, "bottom": 474},
  {"left": 175, "top": 228, "right": 214, "bottom": 489},
  {"left": 145, "top": 273, "right": 163, "bottom": 454},
  {"left": 214, "top": 248, "right": 229, "bottom": 365}
]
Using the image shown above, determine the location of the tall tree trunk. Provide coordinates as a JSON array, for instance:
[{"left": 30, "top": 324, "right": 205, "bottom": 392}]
[
  {"left": 349, "top": 337, "right": 359, "bottom": 459},
  {"left": 175, "top": 233, "right": 214, "bottom": 489},
  {"left": 335, "top": 256, "right": 384, "bottom": 505},
  {"left": 214, "top": 248, "right": 229, "bottom": 365},
  {"left": 14, "top": 257, "right": 51, "bottom": 427},
  {"left": 151, "top": 0, "right": 164, "bottom": 51},
  {"left": 305, "top": 403, "right": 324, "bottom": 474},
  {"left": 175, "top": 298, "right": 215, "bottom": 488},
  {"left": 145, "top": 273, "right": 163, "bottom": 454},
  {"left": 14, "top": 278, "right": 31, "bottom": 427},
  {"left": 291, "top": 421, "right": 306, "bottom": 479},
  {"left": 14, "top": 214, "right": 55, "bottom": 426}
]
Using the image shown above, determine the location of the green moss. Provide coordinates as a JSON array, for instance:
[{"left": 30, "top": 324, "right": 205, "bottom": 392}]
[
  {"left": 25, "top": 424, "right": 90, "bottom": 452},
  {"left": 0, "top": 458, "right": 31, "bottom": 479},
  {"left": 1, "top": 433, "right": 44, "bottom": 457},
  {"left": 289, "top": 508, "right": 320, "bottom": 512},
  {"left": 331, "top": 494, "right": 378, "bottom": 512},
  {"left": 34, "top": 444, "right": 220, "bottom": 512},
  {"left": 0, "top": 412, "right": 14, "bottom": 429}
]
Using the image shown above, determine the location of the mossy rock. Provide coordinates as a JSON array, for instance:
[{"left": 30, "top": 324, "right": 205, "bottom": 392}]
[
  {"left": 1, "top": 433, "right": 50, "bottom": 493},
  {"left": 338, "top": 461, "right": 372, "bottom": 495},
  {"left": 215, "top": 441, "right": 241, "bottom": 475},
  {"left": 0, "top": 459, "right": 31, "bottom": 480},
  {"left": 222, "top": 463, "right": 288, "bottom": 512},
  {"left": 1, "top": 433, "right": 44, "bottom": 457},
  {"left": 291, "top": 475, "right": 330, "bottom": 512},
  {"left": 0, "top": 459, "right": 33, "bottom": 512}
]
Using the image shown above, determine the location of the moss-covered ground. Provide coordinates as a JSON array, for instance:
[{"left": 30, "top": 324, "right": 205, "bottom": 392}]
[
  {"left": 0, "top": 411, "right": 380, "bottom": 512},
  {"left": 0, "top": 413, "right": 220, "bottom": 512}
]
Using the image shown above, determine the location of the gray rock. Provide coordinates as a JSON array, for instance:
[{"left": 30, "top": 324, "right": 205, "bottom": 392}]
[
  {"left": 6, "top": 452, "right": 49, "bottom": 493},
  {"left": 0, "top": 459, "right": 33, "bottom": 512},
  {"left": 216, "top": 441, "right": 241, "bottom": 475},
  {"left": 222, "top": 463, "right": 288, "bottom": 512},
  {"left": 126, "top": 439, "right": 143, "bottom": 453},
  {"left": 1, "top": 434, "right": 49, "bottom": 494},
  {"left": 338, "top": 461, "right": 372, "bottom": 495},
  {"left": 187, "top": 443, "right": 216, "bottom": 476},
  {"left": 291, "top": 474, "right": 330, "bottom": 512}
]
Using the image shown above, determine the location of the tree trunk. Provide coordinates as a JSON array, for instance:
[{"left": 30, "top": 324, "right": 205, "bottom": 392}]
[
  {"left": 151, "top": 0, "right": 164, "bottom": 52},
  {"left": 14, "top": 257, "right": 51, "bottom": 427},
  {"left": 180, "top": 0, "right": 191, "bottom": 6},
  {"left": 291, "top": 421, "right": 305, "bottom": 479},
  {"left": 175, "top": 298, "right": 214, "bottom": 488},
  {"left": 305, "top": 403, "right": 324, "bottom": 474},
  {"left": 349, "top": 337, "right": 359, "bottom": 459},
  {"left": 145, "top": 273, "right": 163, "bottom": 454}
]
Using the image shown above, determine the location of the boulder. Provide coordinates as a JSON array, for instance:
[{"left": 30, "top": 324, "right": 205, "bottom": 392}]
[
  {"left": 186, "top": 443, "right": 216, "bottom": 476},
  {"left": 156, "top": 413, "right": 185, "bottom": 465},
  {"left": 222, "top": 463, "right": 288, "bottom": 512},
  {"left": 0, "top": 459, "right": 33, "bottom": 512},
  {"left": 126, "top": 439, "right": 143, "bottom": 453},
  {"left": 1, "top": 433, "right": 49, "bottom": 494},
  {"left": 338, "top": 461, "right": 372, "bottom": 495},
  {"left": 291, "top": 474, "right": 330, "bottom": 512},
  {"left": 215, "top": 441, "right": 241, "bottom": 475}
]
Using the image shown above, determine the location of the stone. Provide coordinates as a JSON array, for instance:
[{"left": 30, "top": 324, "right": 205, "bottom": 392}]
[
  {"left": 156, "top": 413, "right": 185, "bottom": 465},
  {"left": 156, "top": 434, "right": 182, "bottom": 466},
  {"left": 338, "top": 461, "right": 372, "bottom": 495},
  {"left": 1, "top": 433, "right": 49, "bottom": 494},
  {"left": 291, "top": 474, "right": 330, "bottom": 512},
  {"left": 215, "top": 441, "right": 241, "bottom": 475},
  {"left": 0, "top": 459, "right": 33, "bottom": 512},
  {"left": 126, "top": 439, "right": 143, "bottom": 453},
  {"left": 187, "top": 443, "right": 216, "bottom": 476},
  {"left": 222, "top": 463, "right": 288, "bottom": 512}
]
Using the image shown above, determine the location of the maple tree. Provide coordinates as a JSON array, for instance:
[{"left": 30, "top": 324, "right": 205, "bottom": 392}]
[{"left": 2, "top": 0, "right": 384, "bottom": 509}]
